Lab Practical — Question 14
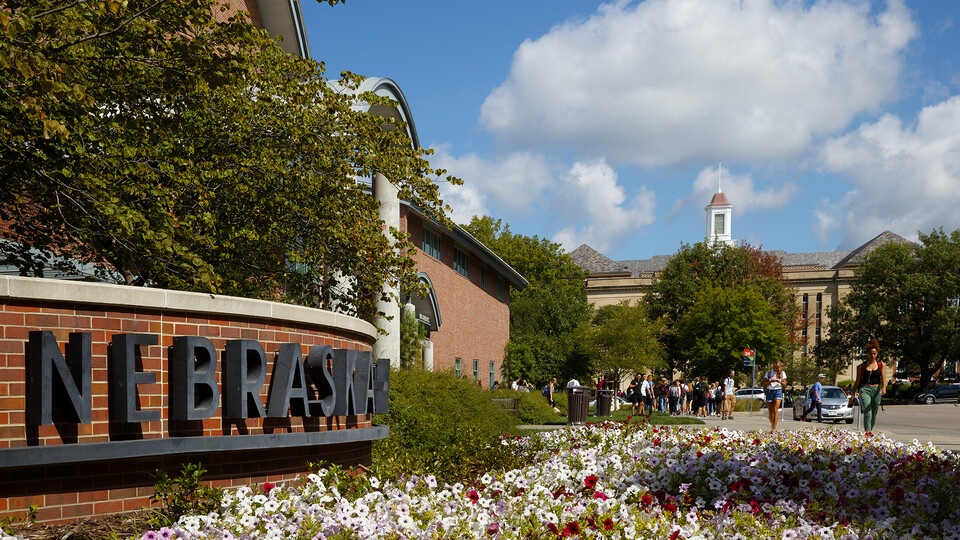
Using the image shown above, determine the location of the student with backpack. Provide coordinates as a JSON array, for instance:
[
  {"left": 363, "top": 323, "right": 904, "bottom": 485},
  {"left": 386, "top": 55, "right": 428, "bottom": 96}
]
[{"left": 542, "top": 377, "right": 557, "bottom": 407}]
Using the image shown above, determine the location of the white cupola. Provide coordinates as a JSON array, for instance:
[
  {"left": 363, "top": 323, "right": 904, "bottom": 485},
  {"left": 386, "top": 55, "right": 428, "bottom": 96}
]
[{"left": 705, "top": 163, "right": 733, "bottom": 246}]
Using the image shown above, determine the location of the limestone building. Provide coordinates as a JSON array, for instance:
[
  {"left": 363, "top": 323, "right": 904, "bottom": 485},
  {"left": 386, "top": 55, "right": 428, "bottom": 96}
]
[{"left": 569, "top": 186, "right": 912, "bottom": 381}]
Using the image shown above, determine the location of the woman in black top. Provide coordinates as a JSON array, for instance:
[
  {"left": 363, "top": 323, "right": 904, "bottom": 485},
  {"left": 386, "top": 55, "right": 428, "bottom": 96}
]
[{"left": 849, "top": 339, "right": 885, "bottom": 432}]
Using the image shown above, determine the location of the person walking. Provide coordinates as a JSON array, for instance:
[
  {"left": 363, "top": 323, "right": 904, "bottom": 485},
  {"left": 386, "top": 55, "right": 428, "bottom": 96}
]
[
  {"left": 721, "top": 370, "right": 736, "bottom": 420},
  {"left": 566, "top": 376, "right": 581, "bottom": 389},
  {"left": 763, "top": 361, "right": 787, "bottom": 432},
  {"left": 693, "top": 377, "right": 707, "bottom": 417},
  {"left": 668, "top": 380, "right": 681, "bottom": 414},
  {"left": 800, "top": 374, "right": 825, "bottom": 423},
  {"left": 544, "top": 377, "right": 557, "bottom": 408},
  {"left": 642, "top": 374, "right": 655, "bottom": 418},
  {"left": 849, "top": 339, "right": 885, "bottom": 432},
  {"left": 628, "top": 374, "right": 642, "bottom": 415},
  {"left": 658, "top": 379, "right": 669, "bottom": 412}
]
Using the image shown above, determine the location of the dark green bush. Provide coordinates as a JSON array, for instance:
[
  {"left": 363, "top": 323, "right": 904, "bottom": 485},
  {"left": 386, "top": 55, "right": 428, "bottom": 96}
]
[
  {"left": 492, "top": 389, "right": 563, "bottom": 424},
  {"left": 372, "top": 369, "right": 518, "bottom": 483}
]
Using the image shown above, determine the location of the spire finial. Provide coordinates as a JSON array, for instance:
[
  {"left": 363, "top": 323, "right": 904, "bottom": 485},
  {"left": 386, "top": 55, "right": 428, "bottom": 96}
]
[{"left": 718, "top": 160, "right": 722, "bottom": 193}]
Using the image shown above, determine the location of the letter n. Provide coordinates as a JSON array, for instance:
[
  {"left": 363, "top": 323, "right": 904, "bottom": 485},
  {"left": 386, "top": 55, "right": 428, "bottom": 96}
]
[{"left": 26, "top": 331, "right": 92, "bottom": 425}]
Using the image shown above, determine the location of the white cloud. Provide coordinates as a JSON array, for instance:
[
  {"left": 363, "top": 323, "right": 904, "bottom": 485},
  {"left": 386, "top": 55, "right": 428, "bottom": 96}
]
[
  {"left": 818, "top": 95, "right": 960, "bottom": 248},
  {"left": 480, "top": 0, "right": 916, "bottom": 166},
  {"left": 551, "top": 160, "right": 656, "bottom": 252},
  {"left": 668, "top": 165, "right": 798, "bottom": 219},
  {"left": 429, "top": 145, "right": 555, "bottom": 223}
]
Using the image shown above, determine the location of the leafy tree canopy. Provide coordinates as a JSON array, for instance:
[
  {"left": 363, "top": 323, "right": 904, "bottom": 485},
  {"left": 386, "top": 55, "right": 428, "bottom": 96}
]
[
  {"left": 0, "top": 0, "right": 456, "bottom": 320},
  {"left": 461, "top": 216, "right": 591, "bottom": 384},
  {"left": 817, "top": 228, "right": 960, "bottom": 388},
  {"left": 645, "top": 241, "right": 800, "bottom": 376},
  {"left": 583, "top": 301, "right": 664, "bottom": 384},
  {"left": 677, "top": 286, "right": 789, "bottom": 382}
]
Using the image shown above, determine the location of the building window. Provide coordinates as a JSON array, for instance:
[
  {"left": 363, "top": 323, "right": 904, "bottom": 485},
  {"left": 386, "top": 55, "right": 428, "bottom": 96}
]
[
  {"left": 455, "top": 357, "right": 461, "bottom": 378},
  {"left": 454, "top": 246, "right": 469, "bottom": 277},
  {"left": 489, "top": 360, "right": 495, "bottom": 388},
  {"left": 473, "top": 359, "right": 479, "bottom": 380},
  {"left": 497, "top": 278, "right": 505, "bottom": 301},
  {"left": 481, "top": 266, "right": 488, "bottom": 289},
  {"left": 423, "top": 228, "right": 441, "bottom": 260},
  {"left": 713, "top": 213, "right": 725, "bottom": 235}
]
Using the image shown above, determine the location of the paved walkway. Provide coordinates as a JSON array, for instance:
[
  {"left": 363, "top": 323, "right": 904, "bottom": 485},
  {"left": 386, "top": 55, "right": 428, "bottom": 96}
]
[{"left": 522, "top": 404, "right": 960, "bottom": 453}]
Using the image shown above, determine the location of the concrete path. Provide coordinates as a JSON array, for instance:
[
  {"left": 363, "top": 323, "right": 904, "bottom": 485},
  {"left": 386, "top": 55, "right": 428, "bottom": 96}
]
[{"left": 522, "top": 402, "right": 960, "bottom": 453}]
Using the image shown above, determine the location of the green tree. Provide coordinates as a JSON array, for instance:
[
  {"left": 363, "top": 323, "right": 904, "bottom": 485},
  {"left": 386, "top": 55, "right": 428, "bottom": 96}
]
[
  {"left": 645, "top": 241, "right": 800, "bottom": 376},
  {"left": 0, "top": 0, "right": 455, "bottom": 320},
  {"left": 677, "top": 286, "right": 790, "bottom": 382},
  {"left": 461, "top": 216, "right": 591, "bottom": 384},
  {"left": 583, "top": 301, "right": 664, "bottom": 383},
  {"left": 399, "top": 310, "right": 426, "bottom": 369},
  {"left": 817, "top": 229, "right": 960, "bottom": 388}
]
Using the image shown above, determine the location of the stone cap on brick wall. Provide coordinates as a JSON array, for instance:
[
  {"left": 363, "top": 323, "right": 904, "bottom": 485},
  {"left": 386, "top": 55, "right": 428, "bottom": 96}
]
[{"left": 0, "top": 275, "right": 376, "bottom": 340}]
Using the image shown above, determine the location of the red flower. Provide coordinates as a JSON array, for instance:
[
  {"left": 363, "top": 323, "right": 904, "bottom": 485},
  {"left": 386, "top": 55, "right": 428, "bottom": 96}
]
[
  {"left": 584, "top": 475, "right": 599, "bottom": 489},
  {"left": 641, "top": 492, "right": 654, "bottom": 507},
  {"left": 753, "top": 438, "right": 762, "bottom": 445},
  {"left": 486, "top": 522, "right": 500, "bottom": 535},
  {"left": 670, "top": 530, "right": 681, "bottom": 540},
  {"left": 593, "top": 491, "right": 609, "bottom": 501},
  {"left": 468, "top": 490, "right": 480, "bottom": 504},
  {"left": 563, "top": 521, "right": 580, "bottom": 536},
  {"left": 547, "top": 523, "right": 560, "bottom": 535},
  {"left": 664, "top": 503, "right": 677, "bottom": 513},
  {"left": 603, "top": 518, "right": 614, "bottom": 531},
  {"left": 263, "top": 482, "right": 275, "bottom": 493}
]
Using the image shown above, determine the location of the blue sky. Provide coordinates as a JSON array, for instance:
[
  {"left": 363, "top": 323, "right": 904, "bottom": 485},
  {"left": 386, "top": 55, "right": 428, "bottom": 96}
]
[{"left": 302, "top": 0, "right": 960, "bottom": 261}]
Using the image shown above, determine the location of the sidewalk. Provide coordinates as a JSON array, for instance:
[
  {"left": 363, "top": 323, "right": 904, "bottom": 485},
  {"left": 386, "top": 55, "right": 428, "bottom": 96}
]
[
  {"left": 521, "top": 406, "right": 960, "bottom": 453},
  {"left": 699, "top": 407, "right": 960, "bottom": 452}
]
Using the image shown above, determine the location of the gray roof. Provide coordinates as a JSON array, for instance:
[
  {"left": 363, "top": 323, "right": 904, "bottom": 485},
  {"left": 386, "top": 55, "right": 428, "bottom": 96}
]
[
  {"left": 571, "top": 231, "right": 912, "bottom": 278},
  {"left": 568, "top": 244, "right": 626, "bottom": 274}
]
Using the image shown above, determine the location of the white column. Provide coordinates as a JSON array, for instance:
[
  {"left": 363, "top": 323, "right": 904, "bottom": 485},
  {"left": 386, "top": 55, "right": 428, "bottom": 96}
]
[
  {"left": 373, "top": 172, "right": 401, "bottom": 368},
  {"left": 422, "top": 340, "right": 434, "bottom": 371}
]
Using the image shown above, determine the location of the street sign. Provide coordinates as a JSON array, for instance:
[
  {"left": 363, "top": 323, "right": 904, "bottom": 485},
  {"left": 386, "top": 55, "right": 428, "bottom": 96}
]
[{"left": 742, "top": 348, "right": 755, "bottom": 366}]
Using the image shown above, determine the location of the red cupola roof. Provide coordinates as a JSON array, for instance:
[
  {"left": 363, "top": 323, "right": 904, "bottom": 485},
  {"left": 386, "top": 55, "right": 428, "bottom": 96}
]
[{"left": 708, "top": 192, "right": 730, "bottom": 207}]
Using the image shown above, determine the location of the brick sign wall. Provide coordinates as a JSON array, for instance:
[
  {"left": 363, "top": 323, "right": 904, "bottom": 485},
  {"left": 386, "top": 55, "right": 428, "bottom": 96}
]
[{"left": 0, "top": 276, "right": 387, "bottom": 524}]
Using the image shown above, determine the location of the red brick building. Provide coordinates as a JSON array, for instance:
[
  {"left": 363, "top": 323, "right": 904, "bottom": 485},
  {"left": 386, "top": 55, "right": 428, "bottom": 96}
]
[{"left": 402, "top": 205, "right": 527, "bottom": 387}]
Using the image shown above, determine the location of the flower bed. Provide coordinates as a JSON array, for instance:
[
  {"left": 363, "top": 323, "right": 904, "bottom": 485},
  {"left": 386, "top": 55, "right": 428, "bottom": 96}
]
[{"left": 136, "top": 422, "right": 960, "bottom": 539}]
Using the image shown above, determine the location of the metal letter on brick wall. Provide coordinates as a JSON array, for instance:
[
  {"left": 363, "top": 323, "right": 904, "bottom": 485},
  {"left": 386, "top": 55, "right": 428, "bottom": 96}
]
[{"left": 26, "top": 331, "right": 92, "bottom": 425}]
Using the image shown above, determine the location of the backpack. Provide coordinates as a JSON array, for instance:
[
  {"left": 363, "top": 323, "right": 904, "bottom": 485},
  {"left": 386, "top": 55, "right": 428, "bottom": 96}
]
[{"left": 542, "top": 385, "right": 550, "bottom": 397}]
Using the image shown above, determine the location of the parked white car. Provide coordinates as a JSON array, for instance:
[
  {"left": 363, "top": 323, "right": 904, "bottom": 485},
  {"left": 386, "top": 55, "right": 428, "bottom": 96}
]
[{"left": 735, "top": 388, "right": 765, "bottom": 400}]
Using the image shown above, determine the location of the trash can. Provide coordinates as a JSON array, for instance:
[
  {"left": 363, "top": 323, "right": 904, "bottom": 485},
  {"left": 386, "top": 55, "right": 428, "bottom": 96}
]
[
  {"left": 567, "top": 386, "right": 590, "bottom": 426},
  {"left": 595, "top": 389, "right": 613, "bottom": 417}
]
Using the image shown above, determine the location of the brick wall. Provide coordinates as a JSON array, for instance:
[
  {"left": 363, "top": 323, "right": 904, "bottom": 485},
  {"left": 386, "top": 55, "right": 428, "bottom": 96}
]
[
  {"left": 402, "top": 209, "right": 512, "bottom": 386},
  {"left": 0, "top": 277, "right": 381, "bottom": 524}
]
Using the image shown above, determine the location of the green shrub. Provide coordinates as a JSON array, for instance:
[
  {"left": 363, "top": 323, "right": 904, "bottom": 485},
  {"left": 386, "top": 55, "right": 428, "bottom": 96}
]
[
  {"left": 491, "top": 389, "right": 562, "bottom": 424},
  {"left": 372, "top": 369, "right": 518, "bottom": 484},
  {"left": 147, "top": 463, "right": 222, "bottom": 528}
]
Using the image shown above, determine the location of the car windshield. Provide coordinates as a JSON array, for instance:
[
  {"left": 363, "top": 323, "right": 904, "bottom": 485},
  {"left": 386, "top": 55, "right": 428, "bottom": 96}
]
[{"left": 821, "top": 388, "right": 846, "bottom": 400}]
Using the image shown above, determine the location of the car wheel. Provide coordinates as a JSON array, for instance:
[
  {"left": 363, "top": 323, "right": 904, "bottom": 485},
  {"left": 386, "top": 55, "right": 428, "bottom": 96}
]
[
  {"left": 845, "top": 419, "right": 853, "bottom": 424},
  {"left": 925, "top": 395, "right": 935, "bottom": 405}
]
